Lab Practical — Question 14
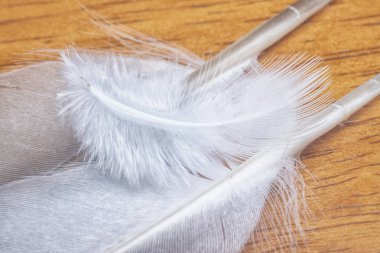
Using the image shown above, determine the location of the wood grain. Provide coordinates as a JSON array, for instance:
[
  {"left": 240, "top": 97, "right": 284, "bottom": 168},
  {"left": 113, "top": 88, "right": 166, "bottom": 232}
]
[{"left": 0, "top": 0, "right": 379, "bottom": 252}]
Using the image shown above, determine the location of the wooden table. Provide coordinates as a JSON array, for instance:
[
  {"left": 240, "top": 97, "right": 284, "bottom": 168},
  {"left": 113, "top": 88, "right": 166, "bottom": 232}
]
[{"left": 0, "top": 0, "right": 379, "bottom": 252}]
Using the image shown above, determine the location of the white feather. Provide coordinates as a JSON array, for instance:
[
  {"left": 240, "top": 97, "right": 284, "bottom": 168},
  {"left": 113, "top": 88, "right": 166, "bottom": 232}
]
[
  {"left": 0, "top": 150, "right": 301, "bottom": 253},
  {"left": 58, "top": 51, "right": 330, "bottom": 186}
]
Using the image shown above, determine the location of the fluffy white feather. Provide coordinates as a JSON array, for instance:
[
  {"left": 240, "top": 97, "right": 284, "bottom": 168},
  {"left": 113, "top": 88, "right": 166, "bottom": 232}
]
[{"left": 58, "top": 51, "right": 330, "bottom": 186}]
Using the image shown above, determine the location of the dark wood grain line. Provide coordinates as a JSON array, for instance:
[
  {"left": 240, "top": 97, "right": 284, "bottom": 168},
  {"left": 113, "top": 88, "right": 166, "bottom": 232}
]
[
  {"left": 112, "top": 8, "right": 158, "bottom": 15},
  {"left": 343, "top": 162, "right": 380, "bottom": 174},
  {"left": 340, "top": 13, "right": 380, "bottom": 22},
  {"left": 313, "top": 176, "right": 356, "bottom": 190},
  {"left": 319, "top": 172, "right": 351, "bottom": 181},
  {"left": 319, "top": 248, "right": 351, "bottom": 253},
  {"left": 369, "top": 139, "right": 380, "bottom": 144},
  {"left": 244, "top": 17, "right": 270, "bottom": 23},
  {"left": 186, "top": 19, "right": 223, "bottom": 25},
  {"left": 237, "top": 0, "right": 280, "bottom": 5},
  {"left": 332, "top": 211, "right": 380, "bottom": 219},
  {"left": 302, "top": 149, "right": 335, "bottom": 159},
  {"left": 112, "top": 18, "right": 147, "bottom": 24},
  {"left": 207, "top": 10, "right": 229, "bottom": 14},
  {"left": 351, "top": 192, "right": 378, "bottom": 197},
  {"left": 305, "top": 220, "right": 379, "bottom": 232},
  {"left": 362, "top": 21, "right": 380, "bottom": 27},
  {"left": 111, "top": 1, "right": 229, "bottom": 15},
  {"left": 0, "top": 35, "right": 56, "bottom": 44},
  {"left": 324, "top": 49, "right": 380, "bottom": 62},
  {"left": 185, "top": 1, "right": 230, "bottom": 9},
  {"left": 302, "top": 39, "right": 315, "bottom": 43},
  {"left": 1, "top": 0, "right": 58, "bottom": 8},
  {"left": 336, "top": 68, "right": 380, "bottom": 78},
  {"left": 357, "top": 70, "right": 380, "bottom": 78},
  {"left": 0, "top": 14, "right": 57, "bottom": 26},
  {"left": 323, "top": 46, "right": 380, "bottom": 57},
  {"left": 88, "top": 0, "right": 143, "bottom": 9},
  {"left": 367, "top": 162, "right": 380, "bottom": 168},
  {"left": 334, "top": 152, "right": 371, "bottom": 163}
]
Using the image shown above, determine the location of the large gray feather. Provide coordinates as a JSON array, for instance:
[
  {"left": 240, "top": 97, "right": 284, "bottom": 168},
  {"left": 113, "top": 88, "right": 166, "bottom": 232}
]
[{"left": 0, "top": 62, "right": 79, "bottom": 184}]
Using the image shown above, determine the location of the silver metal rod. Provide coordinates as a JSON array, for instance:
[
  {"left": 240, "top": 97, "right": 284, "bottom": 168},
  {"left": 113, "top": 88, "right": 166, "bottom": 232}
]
[{"left": 187, "top": 0, "right": 332, "bottom": 86}]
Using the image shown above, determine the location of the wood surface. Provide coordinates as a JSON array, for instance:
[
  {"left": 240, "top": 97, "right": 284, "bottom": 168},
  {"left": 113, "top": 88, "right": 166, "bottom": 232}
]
[{"left": 0, "top": 0, "right": 379, "bottom": 252}]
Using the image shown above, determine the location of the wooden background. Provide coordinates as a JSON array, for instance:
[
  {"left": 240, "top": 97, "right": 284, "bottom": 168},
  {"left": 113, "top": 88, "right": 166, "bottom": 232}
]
[{"left": 0, "top": 0, "right": 379, "bottom": 252}]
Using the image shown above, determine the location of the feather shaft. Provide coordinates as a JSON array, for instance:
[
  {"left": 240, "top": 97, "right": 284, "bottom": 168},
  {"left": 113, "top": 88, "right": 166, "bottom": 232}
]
[
  {"left": 293, "top": 74, "right": 380, "bottom": 152},
  {"left": 108, "top": 151, "right": 284, "bottom": 253},
  {"left": 187, "top": 0, "right": 332, "bottom": 86},
  {"left": 87, "top": 81, "right": 310, "bottom": 129}
]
